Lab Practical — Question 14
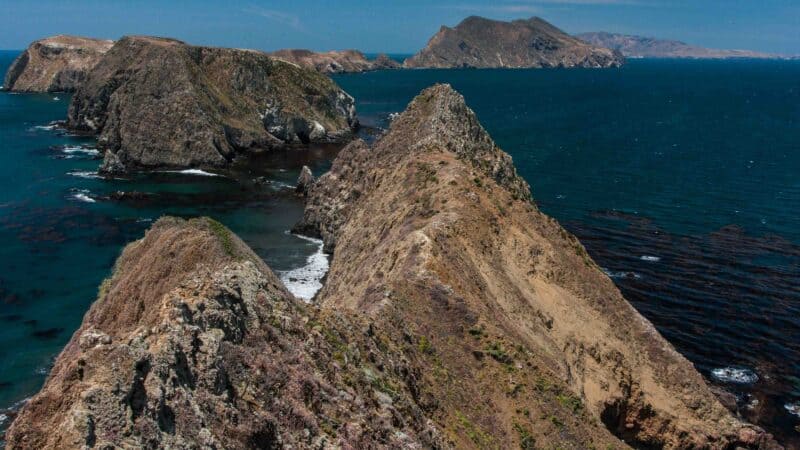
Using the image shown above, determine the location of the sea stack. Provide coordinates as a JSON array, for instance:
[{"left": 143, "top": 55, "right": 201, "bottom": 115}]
[
  {"left": 3, "top": 35, "right": 113, "bottom": 92},
  {"left": 404, "top": 16, "right": 624, "bottom": 69},
  {"left": 66, "top": 36, "right": 358, "bottom": 174},
  {"left": 5, "top": 85, "right": 779, "bottom": 449},
  {"left": 268, "top": 49, "right": 401, "bottom": 73}
]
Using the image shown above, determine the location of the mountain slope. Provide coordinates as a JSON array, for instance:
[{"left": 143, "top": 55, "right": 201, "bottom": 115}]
[
  {"left": 577, "top": 32, "right": 779, "bottom": 59},
  {"left": 405, "top": 16, "right": 624, "bottom": 69}
]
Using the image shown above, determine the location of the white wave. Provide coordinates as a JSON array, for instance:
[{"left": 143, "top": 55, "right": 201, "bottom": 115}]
[
  {"left": 279, "top": 234, "right": 329, "bottom": 301},
  {"left": 71, "top": 189, "right": 96, "bottom": 203},
  {"left": 67, "top": 170, "right": 101, "bottom": 179},
  {"left": 62, "top": 145, "right": 100, "bottom": 156},
  {"left": 711, "top": 367, "right": 759, "bottom": 384},
  {"left": 136, "top": 217, "right": 153, "bottom": 223},
  {"left": 785, "top": 402, "right": 800, "bottom": 417},
  {"left": 53, "top": 96, "right": 60, "bottom": 101},
  {"left": 640, "top": 255, "right": 661, "bottom": 262},
  {"left": 0, "top": 413, "right": 6, "bottom": 426},
  {"left": 31, "top": 124, "right": 58, "bottom": 131},
  {"left": 388, "top": 112, "right": 400, "bottom": 121},
  {"left": 162, "top": 169, "right": 221, "bottom": 177},
  {"left": 602, "top": 268, "right": 642, "bottom": 280},
  {"left": 35, "top": 366, "right": 48, "bottom": 375}
]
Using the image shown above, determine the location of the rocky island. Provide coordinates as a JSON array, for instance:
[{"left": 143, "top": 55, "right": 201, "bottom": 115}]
[
  {"left": 404, "top": 16, "right": 624, "bottom": 69},
  {"left": 65, "top": 36, "right": 358, "bottom": 173},
  {"left": 5, "top": 84, "right": 780, "bottom": 449},
  {"left": 3, "top": 35, "right": 113, "bottom": 92},
  {"left": 577, "top": 32, "right": 780, "bottom": 59},
  {"left": 268, "top": 49, "right": 400, "bottom": 73}
]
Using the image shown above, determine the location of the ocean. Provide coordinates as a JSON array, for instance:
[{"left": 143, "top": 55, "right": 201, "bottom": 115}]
[{"left": 1, "top": 51, "right": 799, "bottom": 443}]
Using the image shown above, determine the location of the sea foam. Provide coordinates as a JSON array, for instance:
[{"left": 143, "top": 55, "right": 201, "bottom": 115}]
[
  {"left": 162, "top": 169, "right": 221, "bottom": 177},
  {"left": 785, "top": 402, "right": 800, "bottom": 417},
  {"left": 279, "top": 234, "right": 329, "bottom": 301},
  {"left": 711, "top": 367, "right": 759, "bottom": 384},
  {"left": 640, "top": 255, "right": 661, "bottom": 262},
  {"left": 71, "top": 189, "right": 96, "bottom": 203}
]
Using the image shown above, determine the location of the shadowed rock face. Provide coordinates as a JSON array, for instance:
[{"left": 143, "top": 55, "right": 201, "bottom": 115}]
[
  {"left": 66, "top": 36, "right": 358, "bottom": 173},
  {"left": 577, "top": 32, "right": 780, "bottom": 59},
  {"left": 5, "top": 85, "right": 783, "bottom": 449},
  {"left": 298, "top": 84, "right": 780, "bottom": 449},
  {"left": 404, "top": 16, "right": 624, "bottom": 69},
  {"left": 269, "top": 49, "right": 400, "bottom": 73},
  {"left": 3, "top": 35, "right": 113, "bottom": 92}
]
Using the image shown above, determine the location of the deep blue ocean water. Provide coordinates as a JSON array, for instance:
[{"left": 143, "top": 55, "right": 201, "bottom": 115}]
[{"left": 0, "top": 50, "right": 798, "bottom": 443}]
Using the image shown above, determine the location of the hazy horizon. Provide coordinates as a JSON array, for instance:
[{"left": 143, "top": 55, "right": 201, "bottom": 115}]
[{"left": 0, "top": 0, "right": 798, "bottom": 55}]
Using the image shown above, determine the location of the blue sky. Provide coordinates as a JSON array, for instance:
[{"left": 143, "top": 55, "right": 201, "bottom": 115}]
[{"left": 0, "top": 0, "right": 798, "bottom": 54}]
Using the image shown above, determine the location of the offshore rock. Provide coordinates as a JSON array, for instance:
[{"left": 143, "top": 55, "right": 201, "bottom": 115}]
[
  {"left": 66, "top": 36, "right": 358, "bottom": 173},
  {"left": 296, "top": 165, "right": 316, "bottom": 195},
  {"left": 405, "top": 16, "right": 624, "bottom": 69},
  {"left": 3, "top": 35, "right": 113, "bottom": 92}
]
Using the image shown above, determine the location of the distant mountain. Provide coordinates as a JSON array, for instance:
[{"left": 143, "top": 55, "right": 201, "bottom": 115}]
[
  {"left": 577, "top": 32, "right": 780, "bottom": 59},
  {"left": 404, "top": 16, "right": 624, "bottom": 69}
]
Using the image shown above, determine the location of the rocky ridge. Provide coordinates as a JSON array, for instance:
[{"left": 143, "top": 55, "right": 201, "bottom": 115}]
[
  {"left": 577, "top": 32, "right": 781, "bottom": 59},
  {"left": 66, "top": 36, "right": 358, "bottom": 173},
  {"left": 5, "top": 84, "right": 782, "bottom": 449},
  {"left": 269, "top": 49, "right": 400, "bottom": 73},
  {"left": 3, "top": 35, "right": 113, "bottom": 92},
  {"left": 404, "top": 16, "right": 624, "bottom": 69}
]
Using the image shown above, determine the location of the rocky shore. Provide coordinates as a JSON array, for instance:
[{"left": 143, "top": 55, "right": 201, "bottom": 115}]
[
  {"left": 3, "top": 35, "right": 113, "bottom": 92},
  {"left": 269, "top": 49, "right": 400, "bottom": 73},
  {"left": 404, "top": 16, "right": 625, "bottom": 69},
  {"left": 5, "top": 84, "right": 781, "bottom": 449},
  {"left": 63, "top": 36, "right": 358, "bottom": 174}
]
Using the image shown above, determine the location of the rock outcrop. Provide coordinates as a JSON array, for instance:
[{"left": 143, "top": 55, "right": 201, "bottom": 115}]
[
  {"left": 297, "top": 84, "right": 779, "bottom": 449},
  {"left": 269, "top": 49, "right": 400, "bottom": 73},
  {"left": 3, "top": 35, "right": 113, "bottom": 92},
  {"left": 66, "top": 36, "right": 358, "bottom": 173},
  {"left": 295, "top": 165, "right": 316, "bottom": 195},
  {"left": 6, "top": 85, "right": 782, "bottom": 449},
  {"left": 577, "top": 32, "right": 781, "bottom": 59},
  {"left": 404, "top": 16, "right": 624, "bottom": 69},
  {"left": 4, "top": 217, "right": 444, "bottom": 448}
]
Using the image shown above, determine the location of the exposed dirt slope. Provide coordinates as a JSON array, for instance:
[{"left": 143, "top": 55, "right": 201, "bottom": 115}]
[
  {"left": 299, "top": 84, "right": 780, "bottom": 449},
  {"left": 269, "top": 49, "right": 400, "bottom": 73}
]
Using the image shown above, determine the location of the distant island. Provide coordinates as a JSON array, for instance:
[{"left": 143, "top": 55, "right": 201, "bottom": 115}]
[
  {"left": 268, "top": 49, "right": 400, "bottom": 74},
  {"left": 404, "top": 16, "right": 624, "bottom": 69},
  {"left": 577, "top": 32, "right": 782, "bottom": 59}
]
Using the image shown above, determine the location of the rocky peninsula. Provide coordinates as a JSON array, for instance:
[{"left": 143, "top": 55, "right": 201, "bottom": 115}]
[
  {"left": 5, "top": 84, "right": 781, "bottom": 449},
  {"left": 269, "top": 49, "right": 400, "bottom": 73},
  {"left": 3, "top": 35, "right": 113, "bottom": 92},
  {"left": 65, "top": 36, "right": 358, "bottom": 173},
  {"left": 404, "top": 16, "right": 624, "bottom": 69},
  {"left": 577, "top": 32, "right": 781, "bottom": 59}
]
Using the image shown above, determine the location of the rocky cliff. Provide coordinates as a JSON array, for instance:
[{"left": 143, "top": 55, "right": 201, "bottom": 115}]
[
  {"left": 6, "top": 85, "right": 781, "bottom": 449},
  {"left": 269, "top": 49, "right": 400, "bottom": 73},
  {"left": 577, "top": 32, "right": 780, "bottom": 59},
  {"left": 404, "top": 16, "right": 624, "bottom": 69},
  {"left": 3, "top": 35, "right": 113, "bottom": 92},
  {"left": 67, "top": 36, "right": 358, "bottom": 173}
]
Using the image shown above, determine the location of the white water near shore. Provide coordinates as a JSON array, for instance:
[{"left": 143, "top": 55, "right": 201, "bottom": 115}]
[{"left": 279, "top": 234, "right": 329, "bottom": 301}]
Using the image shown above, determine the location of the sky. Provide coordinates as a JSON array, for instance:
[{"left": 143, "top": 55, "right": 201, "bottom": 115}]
[{"left": 0, "top": 0, "right": 798, "bottom": 55}]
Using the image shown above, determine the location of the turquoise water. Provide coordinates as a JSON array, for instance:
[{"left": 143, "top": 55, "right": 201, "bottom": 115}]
[
  {"left": 0, "top": 50, "right": 332, "bottom": 435},
  {"left": 332, "top": 61, "right": 800, "bottom": 443},
  {"left": 1, "top": 51, "right": 799, "bottom": 443}
]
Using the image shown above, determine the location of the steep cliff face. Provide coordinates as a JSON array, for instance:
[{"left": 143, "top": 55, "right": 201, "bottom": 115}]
[
  {"left": 404, "top": 16, "right": 624, "bottom": 69},
  {"left": 67, "top": 36, "right": 358, "bottom": 173},
  {"left": 3, "top": 35, "right": 113, "bottom": 92},
  {"left": 4, "top": 217, "right": 445, "bottom": 449},
  {"left": 298, "top": 84, "right": 779, "bottom": 449},
  {"left": 577, "top": 32, "right": 780, "bottom": 59},
  {"left": 269, "top": 49, "right": 400, "bottom": 73}
]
